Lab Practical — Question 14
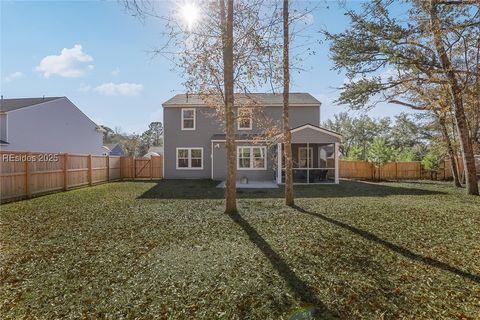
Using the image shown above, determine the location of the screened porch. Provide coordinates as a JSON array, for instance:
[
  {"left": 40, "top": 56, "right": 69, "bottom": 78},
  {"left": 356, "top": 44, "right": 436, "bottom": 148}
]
[{"left": 275, "top": 124, "right": 341, "bottom": 184}]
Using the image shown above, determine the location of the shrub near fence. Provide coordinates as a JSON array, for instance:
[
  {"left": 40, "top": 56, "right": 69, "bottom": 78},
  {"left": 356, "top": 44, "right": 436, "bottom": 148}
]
[{"left": 0, "top": 151, "right": 163, "bottom": 203}]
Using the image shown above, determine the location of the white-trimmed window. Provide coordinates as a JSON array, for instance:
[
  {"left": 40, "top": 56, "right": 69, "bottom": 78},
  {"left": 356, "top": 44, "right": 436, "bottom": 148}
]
[
  {"left": 298, "top": 147, "right": 313, "bottom": 168},
  {"left": 237, "top": 108, "right": 252, "bottom": 130},
  {"left": 237, "top": 146, "right": 266, "bottom": 170},
  {"left": 181, "top": 108, "right": 196, "bottom": 130},
  {"left": 176, "top": 148, "right": 203, "bottom": 169}
]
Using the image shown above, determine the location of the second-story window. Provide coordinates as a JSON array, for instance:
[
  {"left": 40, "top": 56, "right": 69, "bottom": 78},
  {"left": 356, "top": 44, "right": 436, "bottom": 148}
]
[
  {"left": 181, "top": 108, "right": 196, "bottom": 130},
  {"left": 238, "top": 108, "right": 252, "bottom": 130}
]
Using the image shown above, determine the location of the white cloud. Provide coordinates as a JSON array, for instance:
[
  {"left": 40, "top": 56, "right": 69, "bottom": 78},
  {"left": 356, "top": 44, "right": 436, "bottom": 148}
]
[
  {"left": 94, "top": 82, "right": 143, "bottom": 96},
  {"left": 35, "top": 44, "right": 94, "bottom": 78},
  {"left": 111, "top": 68, "right": 120, "bottom": 76},
  {"left": 4, "top": 71, "right": 23, "bottom": 83},
  {"left": 78, "top": 84, "right": 91, "bottom": 92}
]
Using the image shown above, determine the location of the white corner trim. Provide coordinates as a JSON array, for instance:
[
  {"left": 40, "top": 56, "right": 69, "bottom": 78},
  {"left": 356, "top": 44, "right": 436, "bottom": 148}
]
[
  {"left": 211, "top": 141, "right": 214, "bottom": 179},
  {"left": 181, "top": 108, "right": 196, "bottom": 131}
]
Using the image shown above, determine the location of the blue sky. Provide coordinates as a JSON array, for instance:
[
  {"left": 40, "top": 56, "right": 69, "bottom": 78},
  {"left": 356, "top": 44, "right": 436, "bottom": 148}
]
[{"left": 1, "top": 0, "right": 415, "bottom": 134}]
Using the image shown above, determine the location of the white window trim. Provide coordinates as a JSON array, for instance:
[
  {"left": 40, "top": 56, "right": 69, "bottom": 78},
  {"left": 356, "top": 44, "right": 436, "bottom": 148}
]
[
  {"left": 298, "top": 147, "right": 313, "bottom": 168},
  {"left": 237, "top": 146, "right": 267, "bottom": 170},
  {"left": 181, "top": 108, "right": 196, "bottom": 131},
  {"left": 237, "top": 108, "right": 252, "bottom": 130},
  {"left": 176, "top": 147, "right": 204, "bottom": 170}
]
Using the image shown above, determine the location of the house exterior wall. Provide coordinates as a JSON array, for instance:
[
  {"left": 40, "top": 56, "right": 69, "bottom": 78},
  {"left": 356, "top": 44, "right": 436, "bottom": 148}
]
[
  {"left": 211, "top": 141, "right": 276, "bottom": 181},
  {"left": 1, "top": 98, "right": 104, "bottom": 154},
  {"left": 164, "top": 104, "right": 321, "bottom": 180},
  {"left": 110, "top": 145, "right": 125, "bottom": 156},
  {"left": 0, "top": 114, "right": 7, "bottom": 142}
]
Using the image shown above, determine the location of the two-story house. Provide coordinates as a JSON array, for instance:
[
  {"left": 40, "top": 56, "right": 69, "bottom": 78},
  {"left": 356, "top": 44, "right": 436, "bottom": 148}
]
[
  {"left": 0, "top": 97, "right": 105, "bottom": 155},
  {"left": 162, "top": 93, "right": 341, "bottom": 185}
]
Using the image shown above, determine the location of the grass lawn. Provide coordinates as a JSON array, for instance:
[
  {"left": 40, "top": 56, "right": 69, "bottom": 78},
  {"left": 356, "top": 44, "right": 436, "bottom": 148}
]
[{"left": 1, "top": 180, "right": 479, "bottom": 319}]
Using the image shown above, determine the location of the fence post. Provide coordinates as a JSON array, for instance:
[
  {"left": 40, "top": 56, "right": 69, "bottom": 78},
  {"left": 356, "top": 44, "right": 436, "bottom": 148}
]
[
  {"left": 418, "top": 162, "right": 421, "bottom": 179},
  {"left": 106, "top": 155, "right": 110, "bottom": 182},
  {"left": 88, "top": 155, "right": 92, "bottom": 186},
  {"left": 132, "top": 156, "right": 135, "bottom": 180},
  {"left": 25, "top": 152, "right": 31, "bottom": 198},
  {"left": 150, "top": 157, "right": 153, "bottom": 180},
  {"left": 63, "top": 153, "right": 68, "bottom": 191},
  {"left": 395, "top": 161, "right": 398, "bottom": 181}
]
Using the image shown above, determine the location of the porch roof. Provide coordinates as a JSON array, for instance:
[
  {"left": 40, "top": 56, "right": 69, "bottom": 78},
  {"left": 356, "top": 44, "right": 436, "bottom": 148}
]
[{"left": 279, "top": 124, "right": 342, "bottom": 144}]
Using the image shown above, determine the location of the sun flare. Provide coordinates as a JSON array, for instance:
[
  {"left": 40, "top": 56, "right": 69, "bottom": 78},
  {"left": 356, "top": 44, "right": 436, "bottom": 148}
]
[{"left": 180, "top": 3, "right": 199, "bottom": 30}]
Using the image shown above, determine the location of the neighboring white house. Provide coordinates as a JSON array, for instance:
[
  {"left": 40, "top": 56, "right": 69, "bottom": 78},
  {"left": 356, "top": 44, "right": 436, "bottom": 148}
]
[
  {"left": 143, "top": 146, "right": 164, "bottom": 157},
  {"left": 0, "top": 97, "right": 105, "bottom": 154}
]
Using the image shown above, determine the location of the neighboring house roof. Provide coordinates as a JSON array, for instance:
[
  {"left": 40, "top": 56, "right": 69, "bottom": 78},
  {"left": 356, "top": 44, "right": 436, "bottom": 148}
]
[
  {"left": 103, "top": 143, "right": 125, "bottom": 156},
  {"left": 104, "top": 143, "right": 119, "bottom": 150},
  {"left": 163, "top": 93, "right": 321, "bottom": 107},
  {"left": 144, "top": 146, "right": 164, "bottom": 157},
  {"left": 0, "top": 97, "right": 63, "bottom": 113},
  {"left": 147, "top": 146, "right": 164, "bottom": 154},
  {"left": 211, "top": 133, "right": 266, "bottom": 141}
]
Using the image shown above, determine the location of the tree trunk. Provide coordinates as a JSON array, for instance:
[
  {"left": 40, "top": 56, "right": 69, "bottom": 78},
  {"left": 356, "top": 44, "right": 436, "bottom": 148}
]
[
  {"left": 438, "top": 114, "right": 462, "bottom": 187},
  {"left": 283, "top": 0, "right": 294, "bottom": 206},
  {"left": 221, "top": 0, "right": 238, "bottom": 213},
  {"left": 430, "top": 0, "right": 478, "bottom": 195}
]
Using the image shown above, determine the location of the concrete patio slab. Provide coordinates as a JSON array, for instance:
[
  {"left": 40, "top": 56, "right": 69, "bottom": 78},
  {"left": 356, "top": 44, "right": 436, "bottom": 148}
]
[{"left": 216, "top": 180, "right": 279, "bottom": 189}]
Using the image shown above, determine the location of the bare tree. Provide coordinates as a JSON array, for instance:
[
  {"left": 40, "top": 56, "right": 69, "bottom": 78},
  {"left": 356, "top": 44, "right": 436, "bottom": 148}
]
[
  {"left": 283, "top": 0, "right": 294, "bottom": 206},
  {"left": 220, "top": 0, "right": 237, "bottom": 213}
]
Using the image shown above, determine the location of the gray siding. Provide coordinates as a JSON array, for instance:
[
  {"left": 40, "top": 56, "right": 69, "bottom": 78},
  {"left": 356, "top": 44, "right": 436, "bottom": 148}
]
[
  {"left": 164, "top": 104, "right": 320, "bottom": 179},
  {"left": 212, "top": 141, "right": 276, "bottom": 181}
]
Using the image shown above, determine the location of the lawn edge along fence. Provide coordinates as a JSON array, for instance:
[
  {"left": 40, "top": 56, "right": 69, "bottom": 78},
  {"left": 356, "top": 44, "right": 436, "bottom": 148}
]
[
  {"left": 0, "top": 151, "right": 467, "bottom": 203},
  {"left": 0, "top": 151, "right": 163, "bottom": 203}
]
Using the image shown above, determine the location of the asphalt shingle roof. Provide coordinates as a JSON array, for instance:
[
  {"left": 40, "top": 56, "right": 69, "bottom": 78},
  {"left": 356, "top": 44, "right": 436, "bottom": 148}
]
[
  {"left": 0, "top": 97, "right": 63, "bottom": 113},
  {"left": 163, "top": 93, "right": 320, "bottom": 107}
]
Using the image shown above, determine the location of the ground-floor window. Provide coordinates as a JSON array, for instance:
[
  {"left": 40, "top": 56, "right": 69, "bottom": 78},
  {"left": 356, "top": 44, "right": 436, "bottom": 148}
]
[
  {"left": 176, "top": 147, "right": 203, "bottom": 169},
  {"left": 237, "top": 146, "right": 266, "bottom": 170}
]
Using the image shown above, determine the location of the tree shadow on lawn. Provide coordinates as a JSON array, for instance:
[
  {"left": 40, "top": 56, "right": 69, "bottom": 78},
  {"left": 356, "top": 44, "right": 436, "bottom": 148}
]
[
  {"left": 137, "top": 179, "right": 446, "bottom": 200},
  {"left": 229, "top": 212, "right": 339, "bottom": 319},
  {"left": 293, "top": 205, "right": 480, "bottom": 285}
]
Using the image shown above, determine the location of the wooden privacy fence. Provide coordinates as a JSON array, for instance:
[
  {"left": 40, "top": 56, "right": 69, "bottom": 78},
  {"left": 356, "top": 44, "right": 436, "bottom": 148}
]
[
  {"left": 0, "top": 151, "right": 163, "bottom": 202},
  {"left": 340, "top": 159, "right": 465, "bottom": 181}
]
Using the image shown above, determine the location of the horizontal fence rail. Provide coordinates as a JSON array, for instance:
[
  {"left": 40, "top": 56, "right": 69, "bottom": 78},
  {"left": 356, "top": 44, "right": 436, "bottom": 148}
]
[
  {"left": 339, "top": 159, "right": 466, "bottom": 181},
  {"left": 1, "top": 151, "right": 474, "bottom": 203},
  {"left": 1, "top": 151, "right": 163, "bottom": 203}
]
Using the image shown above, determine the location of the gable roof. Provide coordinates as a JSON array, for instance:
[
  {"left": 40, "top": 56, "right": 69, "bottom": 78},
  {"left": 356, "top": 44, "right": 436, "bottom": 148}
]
[
  {"left": 0, "top": 97, "right": 64, "bottom": 113},
  {"left": 290, "top": 123, "right": 342, "bottom": 139},
  {"left": 163, "top": 93, "right": 320, "bottom": 107},
  {"left": 104, "top": 143, "right": 120, "bottom": 151}
]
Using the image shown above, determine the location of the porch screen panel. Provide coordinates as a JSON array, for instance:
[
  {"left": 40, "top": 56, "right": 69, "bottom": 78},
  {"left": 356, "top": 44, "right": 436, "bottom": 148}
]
[{"left": 318, "top": 144, "right": 335, "bottom": 168}]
